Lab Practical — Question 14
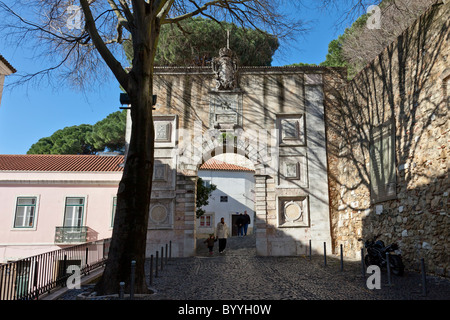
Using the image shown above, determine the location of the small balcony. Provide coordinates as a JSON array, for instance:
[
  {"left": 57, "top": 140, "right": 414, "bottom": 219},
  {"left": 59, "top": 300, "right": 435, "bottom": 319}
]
[{"left": 54, "top": 226, "right": 88, "bottom": 244}]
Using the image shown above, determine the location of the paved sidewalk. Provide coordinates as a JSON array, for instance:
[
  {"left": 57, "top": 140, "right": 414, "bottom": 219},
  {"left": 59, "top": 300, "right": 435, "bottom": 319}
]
[
  {"left": 57, "top": 233, "right": 450, "bottom": 301},
  {"left": 145, "top": 234, "right": 450, "bottom": 300}
]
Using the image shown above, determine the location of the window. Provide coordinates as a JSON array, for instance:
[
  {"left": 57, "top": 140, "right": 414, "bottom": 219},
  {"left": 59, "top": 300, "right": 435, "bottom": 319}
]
[
  {"left": 63, "top": 197, "right": 85, "bottom": 227},
  {"left": 220, "top": 196, "right": 228, "bottom": 203},
  {"left": 203, "top": 179, "right": 211, "bottom": 188},
  {"left": 370, "top": 120, "right": 396, "bottom": 203},
  {"left": 199, "top": 215, "right": 212, "bottom": 227},
  {"left": 14, "top": 197, "right": 37, "bottom": 228},
  {"left": 111, "top": 197, "right": 117, "bottom": 227}
]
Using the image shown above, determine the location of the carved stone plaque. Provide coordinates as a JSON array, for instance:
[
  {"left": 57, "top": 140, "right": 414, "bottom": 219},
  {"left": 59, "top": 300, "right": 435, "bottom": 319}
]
[
  {"left": 153, "top": 163, "right": 168, "bottom": 181},
  {"left": 278, "top": 197, "right": 309, "bottom": 227},
  {"left": 149, "top": 200, "right": 174, "bottom": 229},
  {"left": 209, "top": 93, "right": 243, "bottom": 129},
  {"left": 155, "top": 122, "right": 171, "bottom": 142},
  {"left": 284, "top": 162, "right": 299, "bottom": 180},
  {"left": 153, "top": 115, "right": 177, "bottom": 148},
  {"left": 277, "top": 115, "right": 305, "bottom": 145},
  {"left": 150, "top": 205, "right": 168, "bottom": 223}
]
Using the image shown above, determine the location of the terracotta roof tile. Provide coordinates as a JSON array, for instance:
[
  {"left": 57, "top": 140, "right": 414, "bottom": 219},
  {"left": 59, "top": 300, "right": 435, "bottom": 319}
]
[
  {"left": 0, "top": 154, "right": 124, "bottom": 172},
  {"left": 199, "top": 159, "right": 254, "bottom": 172}
]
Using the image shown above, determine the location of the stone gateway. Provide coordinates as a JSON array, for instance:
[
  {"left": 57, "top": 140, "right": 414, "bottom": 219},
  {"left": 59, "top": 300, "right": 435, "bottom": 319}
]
[
  {"left": 125, "top": 46, "right": 337, "bottom": 258},
  {"left": 123, "top": 2, "right": 449, "bottom": 277}
]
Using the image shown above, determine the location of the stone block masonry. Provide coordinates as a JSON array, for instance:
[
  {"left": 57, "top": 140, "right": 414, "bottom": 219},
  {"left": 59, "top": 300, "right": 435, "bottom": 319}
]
[{"left": 325, "top": 1, "right": 449, "bottom": 276}]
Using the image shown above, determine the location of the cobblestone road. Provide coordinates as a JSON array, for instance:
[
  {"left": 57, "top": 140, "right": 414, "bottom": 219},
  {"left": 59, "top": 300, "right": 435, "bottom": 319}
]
[
  {"left": 145, "top": 234, "right": 450, "bottom": 301},
  {"left": 57, "top": 233, "right": 449, "bottom": 302}
]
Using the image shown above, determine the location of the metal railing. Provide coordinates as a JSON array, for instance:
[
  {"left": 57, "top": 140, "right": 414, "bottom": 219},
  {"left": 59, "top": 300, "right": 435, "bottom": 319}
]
[{"left": 0, "top": 238, "right": 111, "bottom": 300}]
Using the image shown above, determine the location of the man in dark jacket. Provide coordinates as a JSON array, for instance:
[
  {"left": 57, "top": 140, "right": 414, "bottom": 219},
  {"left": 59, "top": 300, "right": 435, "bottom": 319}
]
[
  {"left": 236, "top": 213, "right": 245, "bottom": 237},
  {"left": 243, "top": 211, "right": 251, "bottom": 236}
]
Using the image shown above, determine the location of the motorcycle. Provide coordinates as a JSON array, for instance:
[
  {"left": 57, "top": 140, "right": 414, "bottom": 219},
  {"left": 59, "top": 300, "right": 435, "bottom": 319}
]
[{"left": 358, "top": 234, "right": 405, "bottom": 276}]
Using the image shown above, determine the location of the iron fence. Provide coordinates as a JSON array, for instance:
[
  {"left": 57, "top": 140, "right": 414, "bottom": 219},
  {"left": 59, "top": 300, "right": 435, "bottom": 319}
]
[{"left": 0, "top": 238, "right": 111, "bottom": 300}]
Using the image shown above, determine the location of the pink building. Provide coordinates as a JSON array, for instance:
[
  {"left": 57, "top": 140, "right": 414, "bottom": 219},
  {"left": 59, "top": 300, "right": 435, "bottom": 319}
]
[{"left": 0, "top": 154, "right": 123, "bottom": 263}]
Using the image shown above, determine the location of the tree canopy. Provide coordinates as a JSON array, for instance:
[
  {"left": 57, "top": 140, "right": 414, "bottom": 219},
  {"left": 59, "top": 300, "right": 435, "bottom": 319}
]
[
  {"left": 27, "top": 110, "right": 127, "bottom": 155},
  {"left": 123, "top": 17, "right": 279, "bottom": 67},
  {"left": 317, "top": 0, "right": 435, "bottom": 78}
]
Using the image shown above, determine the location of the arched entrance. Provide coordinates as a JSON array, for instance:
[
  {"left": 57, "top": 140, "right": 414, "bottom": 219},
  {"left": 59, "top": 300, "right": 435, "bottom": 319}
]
[
  {"left": 196, "top": 153, "right": 255, "bottom": 238},
  {"left": 131, "top": 48, "right": 332, "bottom": 258}
]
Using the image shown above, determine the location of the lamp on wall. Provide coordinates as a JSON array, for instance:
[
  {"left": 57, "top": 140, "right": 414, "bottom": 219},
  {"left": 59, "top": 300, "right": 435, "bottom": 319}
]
[{"left": 119, "top": 93, "right": 157, "bottom": 110}]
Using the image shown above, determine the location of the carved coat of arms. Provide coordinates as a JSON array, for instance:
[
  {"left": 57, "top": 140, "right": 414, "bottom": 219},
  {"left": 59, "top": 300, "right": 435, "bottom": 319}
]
[{"left": 212, "top": 47, "right": 238, "bottom": 90}]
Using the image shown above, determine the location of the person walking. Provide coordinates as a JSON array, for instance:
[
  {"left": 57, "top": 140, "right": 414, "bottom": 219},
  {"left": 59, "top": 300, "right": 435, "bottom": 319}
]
[
  {"left": 243, "top": 210, "right": 251, "bottom": 236},
  {"left": 236, "top": 213, "right": 245, "bottom": 237},
  {"left": 203, "top": 233, "right": 218, "bottom": 255},
  {"left": 216, "top": 217, "right": 229, "bottom": 253}
]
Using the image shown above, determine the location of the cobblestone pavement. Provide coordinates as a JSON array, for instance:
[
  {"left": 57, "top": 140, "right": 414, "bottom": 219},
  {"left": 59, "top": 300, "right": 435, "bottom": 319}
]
[
  {"left": 144, "top": 234, "right": 450, "bottom": 300},
  {"left": 58, "top": 233, "right": 450, "bottom": 301}
]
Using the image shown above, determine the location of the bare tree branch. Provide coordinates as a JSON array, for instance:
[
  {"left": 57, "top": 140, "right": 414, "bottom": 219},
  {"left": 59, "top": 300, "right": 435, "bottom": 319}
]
[{"left": 80, "top": 0, "right": 129, "bottom": 90}]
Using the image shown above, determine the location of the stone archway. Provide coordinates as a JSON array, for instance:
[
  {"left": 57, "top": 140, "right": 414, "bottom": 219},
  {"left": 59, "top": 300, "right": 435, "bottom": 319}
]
[{"left": 129, "top": 48, "right": 333, "bottom": 258}]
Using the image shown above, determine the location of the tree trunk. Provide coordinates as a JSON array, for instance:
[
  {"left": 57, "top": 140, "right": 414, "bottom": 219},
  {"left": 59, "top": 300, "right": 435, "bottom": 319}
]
[{"left": 95, "top": 13, "right": 160, "bottom": 296}]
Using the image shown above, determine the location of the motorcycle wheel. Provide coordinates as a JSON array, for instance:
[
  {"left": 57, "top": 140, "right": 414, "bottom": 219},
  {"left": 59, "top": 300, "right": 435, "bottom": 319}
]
[
  {"left": 389, "top": 255, "right": 404, "bottom": 276},
  {"left": 364, "top": 255, "right": 379, "bottom": 268}
]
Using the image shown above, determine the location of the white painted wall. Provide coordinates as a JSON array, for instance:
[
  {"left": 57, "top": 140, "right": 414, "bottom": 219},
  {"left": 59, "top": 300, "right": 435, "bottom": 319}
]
[{"left": 197, "top": 170, "right": 255, "bottom": 238}]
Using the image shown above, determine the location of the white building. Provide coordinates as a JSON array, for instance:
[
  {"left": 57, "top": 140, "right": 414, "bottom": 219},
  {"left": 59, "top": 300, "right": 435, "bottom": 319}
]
[{"left": 197, "top": 157, "right": 255, "bottom": 239}]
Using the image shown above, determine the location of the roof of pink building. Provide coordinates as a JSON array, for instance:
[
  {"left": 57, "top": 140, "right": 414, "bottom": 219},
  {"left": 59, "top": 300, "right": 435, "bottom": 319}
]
[
  {"left": 0, "top": 155, "right": 254, "bottom": 173},
  {"left": 0, "top": 154, "right": 125, "bottom": 172},
  {"left": 199, "top": 158, "right": 254, "bottom": 172}
]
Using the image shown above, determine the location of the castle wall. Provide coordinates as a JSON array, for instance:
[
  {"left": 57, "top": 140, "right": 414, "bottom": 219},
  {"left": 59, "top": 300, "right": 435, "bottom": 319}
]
[{"left": 325, "top": 1, "right": 449, "bottom": 275}]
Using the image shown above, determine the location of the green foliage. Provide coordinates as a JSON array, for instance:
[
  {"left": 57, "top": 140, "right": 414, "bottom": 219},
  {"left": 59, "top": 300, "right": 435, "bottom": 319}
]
[
  {"left": 27, "top": 110, "right": 126, "bottom": 155},
  {"left": 27, "top": 124, "right": 95, "bottom": 155},
  {"left": 123, "top": 17, "right": 279, "bottom": 67},
  {"left": 86, "top": 110, "right": 127, "bottom": 152},
  {"left": 288, "top": 62, "right": 318, "bottom": 67},
  {"left": 319, "top": 37, "right": 347, "bottom": 67},
  {"left": 290, "top": 0, "right": 386, "bottom": 76},
  {"left": 196, "top": 177, "right": 217, "bottom": 219}
]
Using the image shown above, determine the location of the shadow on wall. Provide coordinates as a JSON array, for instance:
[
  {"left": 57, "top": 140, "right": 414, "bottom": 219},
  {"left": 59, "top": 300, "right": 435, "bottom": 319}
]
[{"left": 325, "top": 2, "right": 449, "bottom": 276}]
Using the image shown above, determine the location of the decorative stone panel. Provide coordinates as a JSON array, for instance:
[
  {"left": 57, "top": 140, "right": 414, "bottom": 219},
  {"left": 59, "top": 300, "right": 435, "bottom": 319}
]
[
  {"left": 148, "top": 199, "right": 174, "bottom": 229},
  {"left": 277, "top": 196, "right": 309, "bottom": 228},
  {"left": 276, "top": 114, "right": 306, "bottom": 146},
  {"left": 209, "top": 92, "right": 243, "bottom": 129},
  {"left": 154, "top": 115, "right": 177, "bottom": 148}
]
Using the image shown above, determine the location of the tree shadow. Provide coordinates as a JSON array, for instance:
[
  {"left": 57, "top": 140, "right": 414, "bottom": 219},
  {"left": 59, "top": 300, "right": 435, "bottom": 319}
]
[{"left": 325, "top": 2, "right": 449, "bottom": 275}]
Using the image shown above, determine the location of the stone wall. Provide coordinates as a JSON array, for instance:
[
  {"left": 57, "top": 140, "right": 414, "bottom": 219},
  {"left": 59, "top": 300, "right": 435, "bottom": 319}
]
[
  {"left": 325, "top": 1, "right": 449, "bottom": 276},
  {"left": 142, "top": 65, "right": 338, "bottom": 257}
]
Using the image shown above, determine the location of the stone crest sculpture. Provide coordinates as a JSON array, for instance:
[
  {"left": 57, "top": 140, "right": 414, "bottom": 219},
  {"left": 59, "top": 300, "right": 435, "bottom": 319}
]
[{"left": 212, "top": 47, "right": 238, "bottom": 90}]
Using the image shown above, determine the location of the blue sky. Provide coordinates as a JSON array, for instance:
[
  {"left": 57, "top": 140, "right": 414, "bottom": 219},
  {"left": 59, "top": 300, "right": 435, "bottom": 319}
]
[{"left": 0, "top": 2, "right": 356, "bottom": 155}]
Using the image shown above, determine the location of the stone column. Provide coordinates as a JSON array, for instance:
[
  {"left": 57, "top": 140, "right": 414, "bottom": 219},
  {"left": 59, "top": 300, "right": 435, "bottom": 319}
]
[
  {"left": 254, "top": 174, "right": 268, "bottom": 255},
  {"left": 305, "top": 74, "right": 332, "bottom": 254},
  {"left": 175, "top": 172, "right": 198, "bottom": 257}
]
